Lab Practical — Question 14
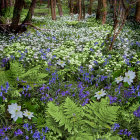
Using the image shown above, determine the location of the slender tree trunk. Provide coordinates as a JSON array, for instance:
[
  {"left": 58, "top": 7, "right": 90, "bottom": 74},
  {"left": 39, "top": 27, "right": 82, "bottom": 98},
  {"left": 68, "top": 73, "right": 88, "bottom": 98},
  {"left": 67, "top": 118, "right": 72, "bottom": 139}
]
[
  {"left": 135, "top": 1, "right": 140, "bottom": 23},
  {"left": 10, "top": 0, "right": 25, "bottom": 32},
  {"left": 70, "top": 0, "right": 73, "bottom": 13},
  {"left": 73, "top": 0, "right": 78, "bottom": 14},
  {"left": 47, "top": 0, "right": 50, "bottom": 8},
  {"left": 82, "top": 0, "right": 85, "bottom": 19},
  {"left": 57, "top": 0, "right": 63, "bottom": 17},
  {"left": 96, "top": 0, "right": 102, "bottom": 20},
  {"left": 78, "top": 0, "right": 82, "bottom": 20},
  {"left": 39, "top": 0, "right": 42, "bottom": 5},
  {"left": 102, "top": 0, "right": 107, "bottom": 24},
  {"left": 88, "top": 0, "right": 93, "bottom": 15},
  {"left": 22, "top": 0, "right": 37, "bottom": 24},
  {"left": 0, "top": 0, "right": 3, "bottom": 16},
  {"left": 4, "top": 0, "right": 8, "bottom": 8},
  {"left": 51, "top": 0, "right": 56, "bottom": 20}
]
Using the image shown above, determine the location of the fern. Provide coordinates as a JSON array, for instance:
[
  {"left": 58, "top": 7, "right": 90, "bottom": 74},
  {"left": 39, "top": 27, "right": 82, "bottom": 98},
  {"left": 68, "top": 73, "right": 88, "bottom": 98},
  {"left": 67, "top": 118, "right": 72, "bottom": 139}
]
[
  {"left": 45, "top": 97, "right": 120, "bottom": 139},
  {"left": 46, "top": 98, "right": 84, "bottom": 134},
  {"left": 84, "top": 97, "right": 120, "bottom": 129},
  {"left": 0, "top": 61, "right": 48, "bottom": 88}
]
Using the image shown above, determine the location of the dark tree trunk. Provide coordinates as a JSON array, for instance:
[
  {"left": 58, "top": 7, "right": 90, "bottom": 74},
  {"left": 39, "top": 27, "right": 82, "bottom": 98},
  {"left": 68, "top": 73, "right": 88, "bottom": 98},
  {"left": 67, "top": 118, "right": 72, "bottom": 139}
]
[
  {"left": 102, "top": 0, "right": 107, "bottom": 24},
  {"left": 88, "top": 0, "right": 93, "bottom": 15},
  {"left": 70, "top": 0, "right": 73, "bottom": 14},
  {"left": 57, "top": 0, "right": 63, "bottom": 17},
  {"left": 82, "top": 0, "right": 85, "bottom": 19},
  {"left": 22, "top": 0, "right": 37, "bottom": 24},
  {"left": 73, "top": 0, "right": 79, "bottom": 14},
  {"left": 135, "top": 1, "right": 140, "bottom": 23},
  {"left": 10, "top": 0, "right": 25, "bottom": 32},
  {"left": 0, "top": 0, "right": 6, "bottom": 16},
  {"left": 78, "top": 0, "right": 82, "bottom": 20},
  {"left": 51, "top": 0, "right": 56, "bottom": 20},
  {"left": 96, "top": 0, "right": 102, "bottom": 20},
  {"left": 47, "top": 0, "right": 50, "bottom": 8}
]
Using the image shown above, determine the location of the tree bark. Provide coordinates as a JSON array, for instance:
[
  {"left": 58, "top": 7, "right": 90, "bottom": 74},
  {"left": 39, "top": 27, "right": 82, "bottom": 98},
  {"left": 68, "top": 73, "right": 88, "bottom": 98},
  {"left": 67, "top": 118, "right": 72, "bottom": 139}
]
[
  {"left": 10, "top": 0, "right": 25, "bottom": 32},
  {"left": 82, "top": 0, "right": 85, "bottom": 19},
  {"left": 47, "top": 0, "right": 50, "bottom": 8},
  {"left": 135, "top": 1, "right": 140, "bottom": 23},
  {"left": 78, "top": 0, "right": 82, "bottom": 20},
  {"left": 88, "top": 0, "right": 93, "bottom": 15},
  {"left": 51, "top": 0, "right": 56, "bottom": 20},
  {"left": 96, "top": 0, "right": 102, "bottom": 20},
  {"left": 39, "top": 0, "right": 42, "bottom": 6},
  {"left": 70, "top": 0, "right": 73, "bottom": 14},
  {"left": 22, "top": 0, "right": 37, "bottom": 24},
  {"left": 73, "top": 0, "right": 79, "bottom": 14},
  {"left": 57, "top": 0, "right": 63, "bottom": 17},
  {"left": 102, "top": 0, "right": 107, "bottom": 24}
]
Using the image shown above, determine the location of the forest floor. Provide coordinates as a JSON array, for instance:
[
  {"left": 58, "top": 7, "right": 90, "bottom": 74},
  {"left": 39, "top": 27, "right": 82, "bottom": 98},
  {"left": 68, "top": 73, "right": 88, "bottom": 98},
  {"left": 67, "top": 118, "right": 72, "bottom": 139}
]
[{"left": 0, "top": 4, "right": 140, "bottom": 140}]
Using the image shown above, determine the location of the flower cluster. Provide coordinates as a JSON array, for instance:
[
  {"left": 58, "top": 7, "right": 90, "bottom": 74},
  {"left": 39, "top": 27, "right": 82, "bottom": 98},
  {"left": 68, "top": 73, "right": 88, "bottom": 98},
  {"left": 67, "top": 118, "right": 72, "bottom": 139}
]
[
  {"left": 7, "top": 103, "right": 34, "bottom": 121},
  {"left": 115, "top": 70, "right": 136, "bottom": 85},
  {"left": 111, "top": 123, "right": 120, "bottom": 132},
  {"left": 118, "top": 129, "right": 132, "bottom": 137},
  {"left": 133, "top": 106, "right": 140, "bottom": 118}
]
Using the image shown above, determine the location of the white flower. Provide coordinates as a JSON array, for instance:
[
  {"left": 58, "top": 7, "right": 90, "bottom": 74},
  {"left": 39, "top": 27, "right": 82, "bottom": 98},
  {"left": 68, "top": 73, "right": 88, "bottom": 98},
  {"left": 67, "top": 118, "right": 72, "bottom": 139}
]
[
  {"left": 57, "top": 60, "right": 66, "bottom": 67},
  {"left": 88, "top": 64, "right": 93, "bottom": 69},
  {"left": 23, "top": 110, "right": 34, "bottom": 119},
  {"left": 94, "top": 89, "right": 106, "bottom": 100},
  {"left": 115, "top": 76, "right": 123, "bottom": 84},
  {"left": 123, "top": 70, "right": 136, "bottom": 85},
  {"left": 7, "top": 103, "right": 23, "bottom": 121}
]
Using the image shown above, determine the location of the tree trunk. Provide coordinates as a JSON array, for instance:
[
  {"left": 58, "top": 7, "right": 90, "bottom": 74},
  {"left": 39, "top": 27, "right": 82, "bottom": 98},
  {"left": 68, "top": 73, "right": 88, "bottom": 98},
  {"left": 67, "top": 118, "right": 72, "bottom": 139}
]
[
  {"left": 82, "top": 0, "right": 85, "bottom": 19},
  {"left": 96, "top": 0, "right": 102, "bottom": 20},
  {"left": 47, "top": 0, "right": 50, "bottom": 8},
  {"left": 4, "top": 0, "right": 8, "bottom": 8},
  {"left": 22, "top": 0, "right": 37, "bottom": 24},
  {"left": 57, "top": 0, "right": 63, "bottom": 17},
  {"left": 70, "top": 0, "right": 73, "bottom": 13},
  {"left": 135, "top": 1, "right": 140, "bottom": 23},
  {"left": 0, "top": 0, "right": 4, "bottom": 16},
  {"left": 102, "top": 0, "right": 107, "bottom": 24},
  {"left": 39, "top": 0, "right": 42, "bottom": 6},
  {"left": 88, "top": 0, "right": 93, "bottom": 15},
  {"left": 78, "top": 0, "right": 82, "bottom": 20},
  {"left": 10, "top": 0, "right": 25, "bottom": 32},
  {"left": 51, "top": 0, "right": 56, "bottom": 20},
  {"left": 73, "top": 0, "right": 79, "bottom": 14}
]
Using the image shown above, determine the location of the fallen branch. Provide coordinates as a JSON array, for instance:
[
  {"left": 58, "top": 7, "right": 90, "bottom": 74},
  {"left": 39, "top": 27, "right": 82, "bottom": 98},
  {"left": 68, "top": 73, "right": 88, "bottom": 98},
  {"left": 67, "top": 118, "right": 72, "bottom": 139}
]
[{"left": 23, "top": 23, "right": 50, "bottom": 31}]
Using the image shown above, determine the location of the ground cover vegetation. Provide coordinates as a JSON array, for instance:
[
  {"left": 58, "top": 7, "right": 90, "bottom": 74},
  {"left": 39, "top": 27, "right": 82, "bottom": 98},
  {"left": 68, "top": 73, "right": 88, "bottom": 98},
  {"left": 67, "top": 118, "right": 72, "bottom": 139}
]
[{"left": 0, "top": 0, "right": 140, "bottom": 140}]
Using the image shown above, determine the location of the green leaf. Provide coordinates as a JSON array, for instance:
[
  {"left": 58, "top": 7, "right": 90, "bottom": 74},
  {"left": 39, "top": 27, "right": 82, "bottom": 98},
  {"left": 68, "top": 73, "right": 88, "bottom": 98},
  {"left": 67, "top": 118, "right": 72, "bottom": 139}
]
[
  {"left": 123, "top": 82, "right": 130, "bottom": 88},
  {"left": 128, "top": 67, "right": 135, "bottom": 71},
  {"left": 16, "top": 118, "right": 23, "bottom": 124},
  {"left": 9, "top": 100, "right": 17, "bottom": 104},
  {"left": 90, "top": 96, "right": 97, "bottom": 101},
  {"left": 0, "top": 96, "right": 3, "bottom": 104}
]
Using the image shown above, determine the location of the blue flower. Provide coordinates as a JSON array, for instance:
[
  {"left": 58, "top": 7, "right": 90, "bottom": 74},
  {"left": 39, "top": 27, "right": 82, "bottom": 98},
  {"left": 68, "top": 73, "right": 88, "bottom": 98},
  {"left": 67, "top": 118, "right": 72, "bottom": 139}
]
[
  {"left": 111, "top": 123, "right": 120, "bottom": 132},
  {"left": 90, "top": 48, "right": 94, "bottom": 51},
  {"left": 0, "top": 128, "right": 4, "bottom": 136},
  {"left": 14, "top": 129, "right": 23, "bottom": 136},
  {"left": 32, "top": 131, "right": 40, "bottom": 139},
  {"left": 25, "top": 136, "right": 29, "bottom": 140},
  {"left": 131, "top": 137, "right": 138, "bottom": 140},
  {"left": 133, "top": 106, "right": 140, "bottom": 117},
  {"left": 108, "top": 95, "right": 117, "bottom": 104},
  {"left": 94, "top": 42, "right": 98, "bottom": 45}
]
